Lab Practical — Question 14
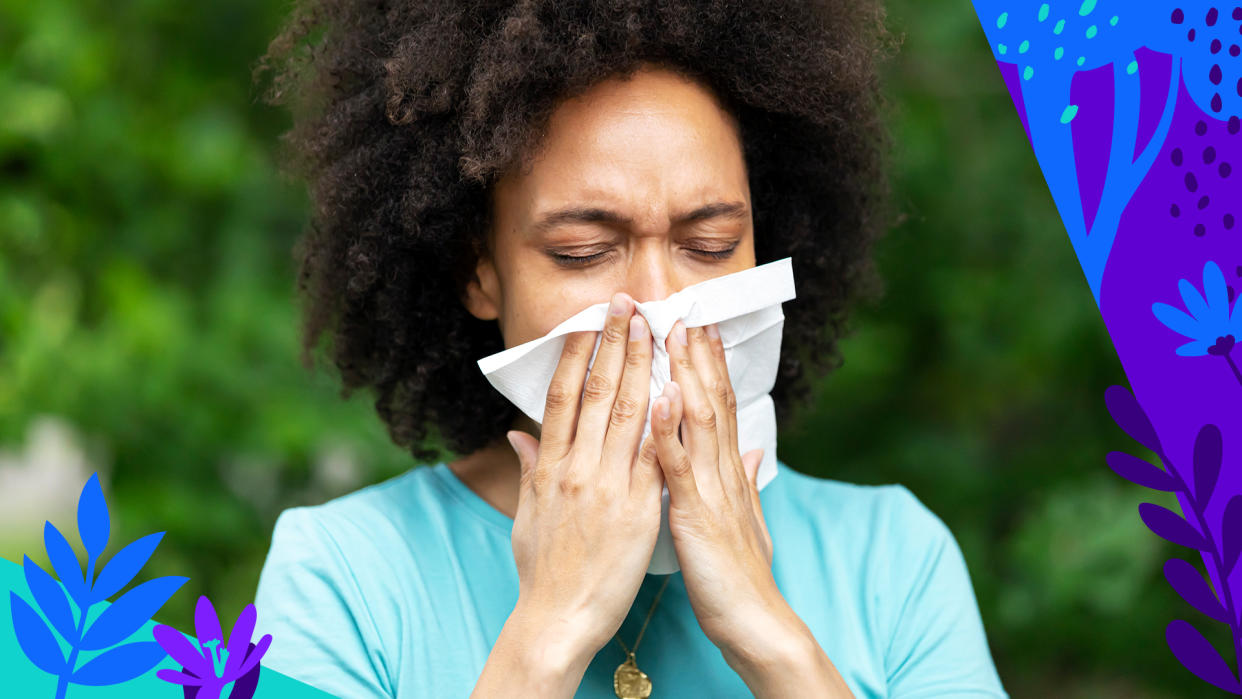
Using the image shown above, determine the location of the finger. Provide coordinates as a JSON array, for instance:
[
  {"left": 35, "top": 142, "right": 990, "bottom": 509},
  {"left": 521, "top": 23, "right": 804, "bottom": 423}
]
[
  {"left": 539, "top": 330, "right": 598, "bottom": 461},
  {"left": 664, "top": 321, "right": 720, "bottom": 486},
  {"left": 687, "top": 323, "right": 740, "bottom": 488},
  {"left": 632, "top": 412, "right": 664, "bottom": 498},
  {"left": 742, "top": 448, "right": 773, "bottom": 563},
  {"left": 653, "top": 380, "right": 699, "bottom": 506},
  {"left": 704, "top": 323, "right": 740, "bottom": 462},
  {"left": 508, "top": 430, "right": 541, "bottom": 510},
  {"left": 574, "top": 292, "right": 636, "bottom": 459},
  {"left": 602, "top": 314, "right": 652, "bottom": 474}
]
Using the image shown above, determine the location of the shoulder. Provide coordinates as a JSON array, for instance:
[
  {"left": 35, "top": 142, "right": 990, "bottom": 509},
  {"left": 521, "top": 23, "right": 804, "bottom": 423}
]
[
  {"left": 765, "top": 464, "right": 951, "bottom": 554},
  {"left": 264, "top": 464, "right": 468, "bottom": 560}
]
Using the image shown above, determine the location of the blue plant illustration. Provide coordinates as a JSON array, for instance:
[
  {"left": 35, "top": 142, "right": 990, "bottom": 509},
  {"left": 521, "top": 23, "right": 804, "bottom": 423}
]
[
  {"left": 153, "top": 596, "right": 271, "bottom": 699},
  {"left": 9, "top": 473, "right": 189, "bottom": 698},
  {"left": 1105, "top": 385, "right": 1242, "bottom": 693},
  {"left": 975, "top": 1, "right": 1193, "bottom": 302},
  {"left": 1152, "top": 260, "right": 1242, "bottom": 384}
]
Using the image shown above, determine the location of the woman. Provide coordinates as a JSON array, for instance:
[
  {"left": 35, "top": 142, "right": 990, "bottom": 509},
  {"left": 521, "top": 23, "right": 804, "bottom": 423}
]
[{"left": 252, "top": 1, "right": 1008, "bottom": 696}]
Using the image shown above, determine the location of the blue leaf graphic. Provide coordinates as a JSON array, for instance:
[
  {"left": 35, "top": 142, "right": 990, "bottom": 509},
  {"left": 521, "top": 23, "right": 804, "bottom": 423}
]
[
  {"left": 1163, "top": 559, "right": 1228, "bottom": 624},
  {"left": 22, "top": 555, "right": 77, "bottom": 642},
  {"left": 80, "top": 576, "right": 188, "bottom": 651},
  {"left": 1166, "top": 619, "right": 1242, "bottom": 693},
  {"left": 1192, "top": 425, "right": 1221, "bottom": 507},
  {"left": 1105, "top": 451, "right": 1177, "bottom": 491},
  {"left": 1104, "top": 385, "right": 1163, "bottom": 455},
  {"left": 71, "top": 640, "right": 167, "bottom": 686},
  {"left": 1138, "top": 503, "right": 1206, "bottom": 551},
  {"left": 78, "top": 472, "right": 110, "bottom": 566},
  {"left": 10, "top": 592, "right": 66, "bottom": 676},
  {"left": 1223, "top": 495, "right": 1242, "bottom": 577},
  {"left": 90, "top": 532, "right": 165, "bottom": 603},
  {"left": 44, "top": 521, "right": 85, "bottom": 605}
]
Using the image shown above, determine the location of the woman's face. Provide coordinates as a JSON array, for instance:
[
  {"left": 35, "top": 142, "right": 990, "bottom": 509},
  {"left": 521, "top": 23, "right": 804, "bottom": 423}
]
[{"left": 465, "top": 65, "right": 756, "bottom": 347}]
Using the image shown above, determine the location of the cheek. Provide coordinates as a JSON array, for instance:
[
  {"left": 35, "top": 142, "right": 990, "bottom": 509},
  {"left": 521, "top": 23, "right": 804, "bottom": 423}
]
[{"left": 501, "top": 278, "right": 611, "bottom": 347}]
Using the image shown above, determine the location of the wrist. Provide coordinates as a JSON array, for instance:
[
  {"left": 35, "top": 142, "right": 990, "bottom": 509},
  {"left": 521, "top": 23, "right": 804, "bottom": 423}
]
[
  {"left": 717, "top": 607, "right": 816, "bottom": 678},
  {"left": 508, "top": 598, "right": 601, "bottom": 674}
]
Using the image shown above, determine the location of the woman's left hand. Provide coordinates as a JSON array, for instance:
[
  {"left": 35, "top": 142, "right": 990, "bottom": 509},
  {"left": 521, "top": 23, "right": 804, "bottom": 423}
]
[
  {"left": 651, "top": 320, "right": 857, "bottom": 698},
  {"left": 651, "top": 320, "right": 785, "bottom": 655}
]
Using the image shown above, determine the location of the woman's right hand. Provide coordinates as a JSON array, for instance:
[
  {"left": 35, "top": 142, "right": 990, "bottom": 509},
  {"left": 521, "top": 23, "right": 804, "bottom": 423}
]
[{"left": 504, "top": 291, "right": 667, "bottom": 660}]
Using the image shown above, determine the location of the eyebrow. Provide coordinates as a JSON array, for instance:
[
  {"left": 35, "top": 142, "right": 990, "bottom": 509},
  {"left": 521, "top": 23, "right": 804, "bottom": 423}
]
[{"left": 530, "top": 200, "right": 749, "bottom": 235}]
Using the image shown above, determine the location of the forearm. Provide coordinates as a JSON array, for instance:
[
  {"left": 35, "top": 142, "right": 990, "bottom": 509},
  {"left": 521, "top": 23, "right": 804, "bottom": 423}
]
[
  {"left": 471, "top": 603, "right": 598, "bottom": 698},
  {"left": 718, "top": 605, "right": 856, "bottom": 699}
]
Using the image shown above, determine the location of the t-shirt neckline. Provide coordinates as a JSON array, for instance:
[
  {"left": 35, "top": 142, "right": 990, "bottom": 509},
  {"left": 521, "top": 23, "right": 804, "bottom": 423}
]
[{"left": 430, "top": 462, "right": 516, "bottom": 532}]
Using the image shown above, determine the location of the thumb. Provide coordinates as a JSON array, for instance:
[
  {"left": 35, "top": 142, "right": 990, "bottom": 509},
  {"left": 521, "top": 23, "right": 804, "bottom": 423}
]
[
  {"left": 506, "top": 430, "right": 540, "bottom": 508},
  {"left": 741, "top": 449, "right": 764, "bottom": 490}
]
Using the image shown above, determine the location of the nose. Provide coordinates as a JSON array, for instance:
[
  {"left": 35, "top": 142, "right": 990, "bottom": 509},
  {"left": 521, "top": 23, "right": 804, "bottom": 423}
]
[{"left": 624, "top": 245, "right": 680, "bottom": 304}]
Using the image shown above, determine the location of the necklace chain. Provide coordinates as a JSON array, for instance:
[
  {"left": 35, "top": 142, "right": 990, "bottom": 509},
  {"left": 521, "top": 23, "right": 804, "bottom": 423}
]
[{"left": 613, "top": 575, "right": 673, "bottom": 659}]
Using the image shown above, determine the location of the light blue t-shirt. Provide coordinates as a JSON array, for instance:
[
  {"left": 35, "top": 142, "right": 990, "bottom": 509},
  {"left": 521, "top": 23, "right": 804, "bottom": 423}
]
[{"left": 253, "top": 462, "right": 1007, "bottom": 697}]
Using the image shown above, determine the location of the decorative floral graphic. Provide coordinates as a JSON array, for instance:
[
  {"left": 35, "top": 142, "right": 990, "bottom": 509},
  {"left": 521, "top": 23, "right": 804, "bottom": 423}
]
[
  {"left": 1152, "top": 260, "right": 1242, "bottom": 384},
  {"left": 9, "top": 472, "right": 188, "bottom": 698},
  {"left": 153, "top": 596, "right": 271, "bottom": 699},
  {"left": 976, "top": 2, "right": 1242, "bottom": 300},
  {"left": 1105, "top": 385, "right": 1242, "bottom": 693}
]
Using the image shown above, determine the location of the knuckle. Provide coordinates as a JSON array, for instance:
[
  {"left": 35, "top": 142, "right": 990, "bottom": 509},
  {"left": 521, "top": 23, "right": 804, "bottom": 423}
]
[
  {"left": 724, "top": 389, "right": 738, "bottom": 415},
  {"left": 675, "top": 356, "right": 695, "bottom": 372},
  {"left": 562, "top": 334, "right": 589, "bottom": 358},
  {"left": 531, "top": 465, "right": 554, "bottom": 493},
  {"left": 602, "top": 320, "right": 628, "bottom": 345},
  {"left": 624, "top": 345, "right": 648, "bottom": 369},
  {"left": 558, "top": 475, "right": 583, "bottom": 498},
  {"left": 710, "top": 378, "right": 730, "bottom": 403},
  {"left": 545, "top": 382, "right": 573, "bottom": 414},
  {"left": 610, "top": 395, "right": 641, "bottom": 425},
  {"left": 670, "top": 453, "right": 694, "bottom": 478},
  {"left": 692, "top": 405, "right": 717, "bottom": 429},
  {"left": 582, "top": 372, "right": 613, "bottom": 402},
  {"left": 639, "top": 438, "right": 658, "bottom": 464}
]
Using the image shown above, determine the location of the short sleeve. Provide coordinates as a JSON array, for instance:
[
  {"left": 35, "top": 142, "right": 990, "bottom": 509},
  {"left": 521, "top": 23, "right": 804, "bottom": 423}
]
[
  {"left": 253, "top": 507, "right": 394, "bottom": 698},
  {"left": 880, "top": 486, "right": 1008, "bottom": 698}
]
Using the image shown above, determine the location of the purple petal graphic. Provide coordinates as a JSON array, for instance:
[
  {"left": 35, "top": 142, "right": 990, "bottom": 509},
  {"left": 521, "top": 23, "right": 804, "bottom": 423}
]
[
  {"left": 154, "top": 624, "right": 212, "bottom": 676},
  {"left": 224, "top": 604, "right": 257, "bottom": 678},
  {"left": 1191, "top": 424, "right": 1222, "bottom": 506},
  {"left": 194, "top": 596, "right": 224, "bottom": 644},
  {"left": 235, "top": 634, "right": 272, "bottom": 677},
  {"left": 1104, "top": 385, "right": 1164, "bottom": 455},
  {"left": 1163, "top": 558, "right": 1228, "bottom": 624},
  {"left": 1105, "top": 451, "right": 1178, "bottom": 491},
  {"left": 1139, "top": 503, "right": 1207, "bottom": 551},
  {"left": 1223, "top": 495, "right": 1242, "bottom": 577},
  {"left": 156, "top": 668, "right": 204, "bottom": 686},
  {"left": 1166, "top": 620, "right": 1242, "bottom": 693}
]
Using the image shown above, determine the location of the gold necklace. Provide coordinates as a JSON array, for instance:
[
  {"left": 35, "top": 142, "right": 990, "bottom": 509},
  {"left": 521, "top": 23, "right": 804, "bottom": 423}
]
[{"left": 612, "top": 575, "right": 673, "bottom": 699}]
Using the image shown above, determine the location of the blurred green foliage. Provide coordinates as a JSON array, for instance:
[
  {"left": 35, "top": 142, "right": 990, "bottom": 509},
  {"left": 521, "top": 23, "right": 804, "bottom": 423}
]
[{"left": 0, "top": 0, "right": 1228, "bottom": 695}]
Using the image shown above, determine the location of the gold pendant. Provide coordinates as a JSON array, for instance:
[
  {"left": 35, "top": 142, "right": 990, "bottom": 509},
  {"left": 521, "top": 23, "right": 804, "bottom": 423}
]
[{"left": 613, "top": 652, "right": 653, "bottom": 699}]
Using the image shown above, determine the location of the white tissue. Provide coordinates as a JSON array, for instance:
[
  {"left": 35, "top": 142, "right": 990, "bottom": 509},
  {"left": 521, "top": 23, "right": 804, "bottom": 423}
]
[{"left": 477, "top": 257, "right": 796, "bottom": 574}]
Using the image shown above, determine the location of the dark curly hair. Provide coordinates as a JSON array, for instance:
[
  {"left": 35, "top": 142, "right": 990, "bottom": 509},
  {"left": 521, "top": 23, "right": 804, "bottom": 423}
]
[{"left": 254, "top": 0, "right": 897, "bottom": 463}]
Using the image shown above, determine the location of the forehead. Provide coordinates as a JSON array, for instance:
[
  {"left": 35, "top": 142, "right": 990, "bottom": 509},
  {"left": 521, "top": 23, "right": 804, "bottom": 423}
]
[{"left": 494, "top": 67, "right": 749, "bottom": 222}]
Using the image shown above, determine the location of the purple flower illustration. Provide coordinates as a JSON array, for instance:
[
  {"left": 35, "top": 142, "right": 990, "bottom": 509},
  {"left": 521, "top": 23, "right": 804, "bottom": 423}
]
[{"left": 152, "top": 596, "right": 271, "bottom": 699}]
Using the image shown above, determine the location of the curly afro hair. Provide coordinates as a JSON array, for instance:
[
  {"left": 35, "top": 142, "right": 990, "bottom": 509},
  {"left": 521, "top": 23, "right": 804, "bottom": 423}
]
[{"left": 254, "top": 0, "right": 897, "bottom": 464}]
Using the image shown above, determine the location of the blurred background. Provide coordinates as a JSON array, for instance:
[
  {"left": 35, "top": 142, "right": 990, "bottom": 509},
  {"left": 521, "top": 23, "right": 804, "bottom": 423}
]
[{"left": 0, "top": 0, "right": 1224, "bottom": 696}]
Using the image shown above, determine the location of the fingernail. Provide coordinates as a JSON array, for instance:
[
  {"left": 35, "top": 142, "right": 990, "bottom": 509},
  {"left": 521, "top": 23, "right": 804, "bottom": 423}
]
[
  {"left": 673, "top": 321, "right": 687, "bottom": 346},
  {"left": 655, "top": 397, "right": 670, "bottom": 419},
  {"left": 506, "top": 431, "right": 519, "bottom": 454},
  {"left": 609, "top": 292, "right": 629, "bottom": 316},
  {"left": 706, "top": 323, "right": 720, "bottom": 339},
  {"left": 630, "top": 315, "right": 645, "bottom": 340}
]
